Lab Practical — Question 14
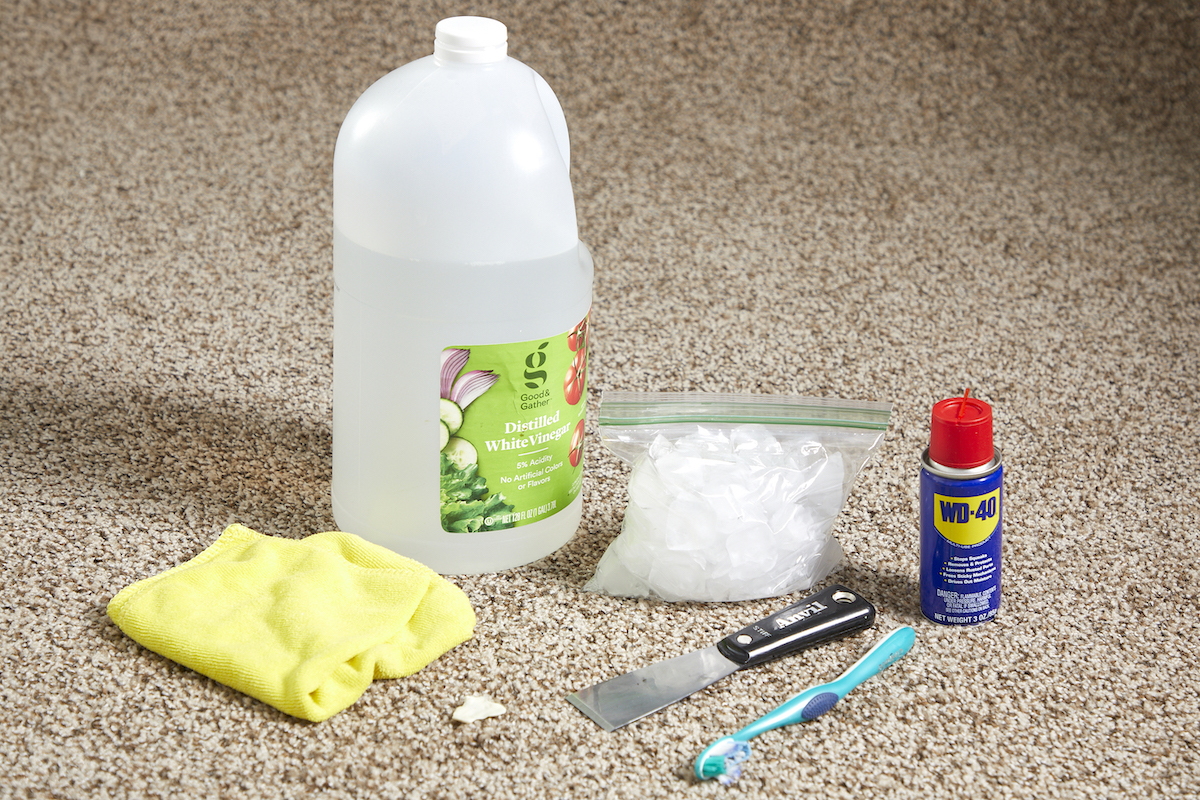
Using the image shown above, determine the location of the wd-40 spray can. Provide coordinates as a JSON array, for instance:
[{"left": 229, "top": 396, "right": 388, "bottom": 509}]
[{"left": 920, "top": 390, "right": 1002, "bottom": 625}]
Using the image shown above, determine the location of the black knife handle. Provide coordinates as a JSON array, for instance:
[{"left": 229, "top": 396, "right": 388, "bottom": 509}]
[{"left": 715, "top": 584, "right": 876, "bottom": 668}]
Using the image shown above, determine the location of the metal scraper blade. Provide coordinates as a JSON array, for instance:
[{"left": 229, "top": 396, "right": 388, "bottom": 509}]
[
  {"left": 566, "top": 645, "right": 740, "bottom": 732},
  {"left": 565, "top": 585, "right": 878, "bottom": 732}
]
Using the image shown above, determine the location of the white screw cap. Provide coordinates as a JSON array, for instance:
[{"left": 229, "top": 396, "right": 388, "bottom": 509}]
[{"left": 434, "top": 17, "right": 507, "bottom": 64}]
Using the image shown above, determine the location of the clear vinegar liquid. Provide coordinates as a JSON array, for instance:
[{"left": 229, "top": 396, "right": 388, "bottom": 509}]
[{"left": 331, "top": 229, "right": 593, "bottom": 574}]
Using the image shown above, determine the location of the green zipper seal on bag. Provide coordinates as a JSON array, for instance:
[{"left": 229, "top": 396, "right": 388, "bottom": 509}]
[{"left": 598, "top": 392, "right": 892, "bottom": 432}]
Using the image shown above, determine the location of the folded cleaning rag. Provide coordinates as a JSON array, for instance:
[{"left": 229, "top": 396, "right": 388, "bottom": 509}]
[{"left": 107, "top": 523, "right": 476, "bottom": 722}]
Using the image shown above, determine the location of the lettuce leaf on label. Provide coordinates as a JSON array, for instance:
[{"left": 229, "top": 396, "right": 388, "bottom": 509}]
[{"left": 440, "top": 454, "right": 515, "bottom": 533}]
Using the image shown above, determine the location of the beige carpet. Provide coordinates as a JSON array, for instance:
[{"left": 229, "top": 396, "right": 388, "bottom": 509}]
[{"left": 3, "top": 0, "right": 1199, "bottom": 797}]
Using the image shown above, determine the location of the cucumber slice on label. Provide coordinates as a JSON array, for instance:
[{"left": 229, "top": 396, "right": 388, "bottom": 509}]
[
  {"left": 441, "top": 398, "right": 464, "bottom": 435},
  {"left": 444, "top": 437, "right": 478, "bottom": 470},
  {"left": 440, "top": 420, "right": 450, "bottom": 450}
]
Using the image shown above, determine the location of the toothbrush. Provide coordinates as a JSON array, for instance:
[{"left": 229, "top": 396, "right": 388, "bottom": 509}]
[{"left": 693, "top": 625, "right": 916, "bottom": 785}]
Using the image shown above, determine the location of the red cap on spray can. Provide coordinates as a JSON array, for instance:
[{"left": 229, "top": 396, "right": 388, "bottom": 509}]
[{"left": 929, "top": 390, "right": 994, "bottom": 469}]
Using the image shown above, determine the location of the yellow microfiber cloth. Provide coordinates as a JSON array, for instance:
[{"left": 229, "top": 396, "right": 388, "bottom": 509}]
[{"left": 107, "top": 523, "right": 476, "bottom": 722}]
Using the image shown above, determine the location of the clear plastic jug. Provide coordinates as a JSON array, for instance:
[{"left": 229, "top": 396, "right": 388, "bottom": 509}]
[{"left": 332, "top": 17, "right": 593, "bottom": 574}]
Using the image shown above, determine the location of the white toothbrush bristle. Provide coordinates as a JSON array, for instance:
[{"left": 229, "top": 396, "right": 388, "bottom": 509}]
[{"left": 714, "top": 740, "right": 752, "bottom": 785}]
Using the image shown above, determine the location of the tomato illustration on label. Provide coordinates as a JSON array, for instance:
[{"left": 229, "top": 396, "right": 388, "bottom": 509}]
[
  {"left": 568, "top": 419, "right": 585, "bottom": 467},
  {"left": 563, "top": 317, "right": 588, "bottom": 406},
  {"left": 568, "top": 318, "right": 586, "bottom": 352}
]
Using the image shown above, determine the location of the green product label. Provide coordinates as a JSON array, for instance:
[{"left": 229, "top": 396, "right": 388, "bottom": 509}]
[{"left": 439, "top": 313, "right": 589, "bottom": 533}]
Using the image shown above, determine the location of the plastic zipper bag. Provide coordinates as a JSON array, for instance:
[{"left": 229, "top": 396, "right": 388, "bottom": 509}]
[{"left": 587, "top": 392, "right": 893, "bottom": 602}]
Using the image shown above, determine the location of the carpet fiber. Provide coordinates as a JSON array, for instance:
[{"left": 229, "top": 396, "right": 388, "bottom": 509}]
[{"left": 2, "top": 1, "right": 1198, "bottom": 798}]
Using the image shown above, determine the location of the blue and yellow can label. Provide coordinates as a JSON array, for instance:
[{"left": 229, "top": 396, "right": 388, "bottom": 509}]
[{"left": 920, "top": 462, "right": 1003, "bottom": 626}]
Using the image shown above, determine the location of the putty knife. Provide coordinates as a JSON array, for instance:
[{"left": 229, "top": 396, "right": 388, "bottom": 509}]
[{"left": 566, "top": 584, "right": 876, "bottom": 731}]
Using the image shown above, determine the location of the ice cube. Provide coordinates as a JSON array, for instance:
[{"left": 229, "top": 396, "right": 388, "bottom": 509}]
[
  {"left": 663, "top": 494, "right": 714, "bottom": 552},
  {"left": 797, "top": 452, "right": 847, "bottom": 519},
  {"left": 724, "top": 522, "right": 779, "bottom": 582},
  {"left": 648, "top": 551, "right": 711, "bottom": 602},
  {"left": 627, "top": 456, "right": 672, "bottom": 511},
  {"left": 584, "top": 545, "right": 653, "bottom": 598},
  {"left": 730, "top": 424, "right": 782, "bottom": 455}
]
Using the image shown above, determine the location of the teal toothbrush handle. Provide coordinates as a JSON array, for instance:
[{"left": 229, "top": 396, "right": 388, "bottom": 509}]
[
  {"left": 733, "top": 625, "right": 916, "bottom": 741},
  {"left": 694, "top": 626, "right": 916, "bottom": 782}
]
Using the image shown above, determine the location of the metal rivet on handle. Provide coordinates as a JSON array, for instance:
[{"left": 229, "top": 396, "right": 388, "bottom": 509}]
[
  {"left": 832, "top": 591, "right": 856, "bottom": 604},
  {"left": 736, "top": 634, "right": 754, "bottom": 645}
]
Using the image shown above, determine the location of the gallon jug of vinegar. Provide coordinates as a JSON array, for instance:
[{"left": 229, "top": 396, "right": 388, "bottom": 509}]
[{"left": 332, "top": 17, "right": 593, "bottom": 574}]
